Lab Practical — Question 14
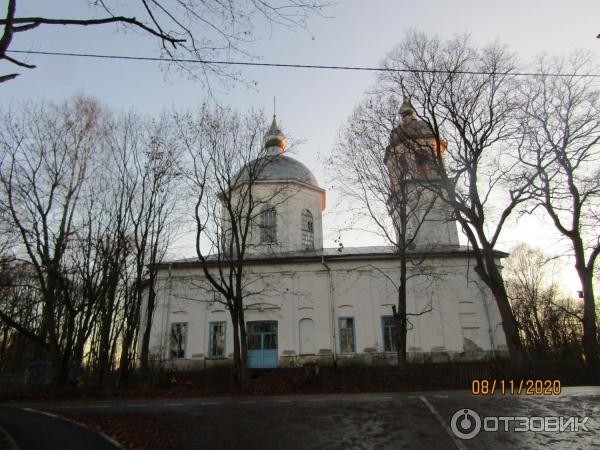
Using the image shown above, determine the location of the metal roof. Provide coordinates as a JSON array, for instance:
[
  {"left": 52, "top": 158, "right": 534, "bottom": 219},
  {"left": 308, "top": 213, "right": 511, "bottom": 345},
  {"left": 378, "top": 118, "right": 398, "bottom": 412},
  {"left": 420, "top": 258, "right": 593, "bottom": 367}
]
[
  {"left": 235, "top": 153, "right": 320, "bottom": 188},
  {"left": 159, "top": 245, "right": 507, "bottom": 267}
]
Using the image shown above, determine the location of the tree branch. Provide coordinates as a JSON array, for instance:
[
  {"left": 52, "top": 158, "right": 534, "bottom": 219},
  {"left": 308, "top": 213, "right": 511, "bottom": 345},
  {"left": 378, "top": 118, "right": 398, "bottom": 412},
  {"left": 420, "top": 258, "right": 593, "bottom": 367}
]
[
  {"left": 0, "top": 73, "right": 18, "bottom": 82},
  {"left": 0, "top": 15, "right": 186, "bottom": 44},
  {"left": 4, "top": 54, "right": 35, "bottom": 68}
]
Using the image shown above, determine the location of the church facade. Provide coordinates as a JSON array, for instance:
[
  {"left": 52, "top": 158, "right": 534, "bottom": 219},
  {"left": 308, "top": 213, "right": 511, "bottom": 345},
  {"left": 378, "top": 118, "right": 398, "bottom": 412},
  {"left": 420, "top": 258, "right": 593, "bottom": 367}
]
[{"left": 140, "top": 104, "right": 508, "bottom": 370}]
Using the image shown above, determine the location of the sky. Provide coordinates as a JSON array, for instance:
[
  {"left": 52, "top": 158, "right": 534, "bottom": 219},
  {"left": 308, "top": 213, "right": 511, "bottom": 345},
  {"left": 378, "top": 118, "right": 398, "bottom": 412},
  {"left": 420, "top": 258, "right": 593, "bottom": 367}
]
[{"left": 2, "top": 0, "right": 600, "bottom": 293}]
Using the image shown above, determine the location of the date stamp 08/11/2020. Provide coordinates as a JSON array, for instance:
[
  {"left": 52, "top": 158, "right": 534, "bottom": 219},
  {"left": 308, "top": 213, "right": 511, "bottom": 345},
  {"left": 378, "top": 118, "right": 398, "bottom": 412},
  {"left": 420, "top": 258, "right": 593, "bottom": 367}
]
[{"left": 471, "top": 379, "right": 561, "bottom": 396}]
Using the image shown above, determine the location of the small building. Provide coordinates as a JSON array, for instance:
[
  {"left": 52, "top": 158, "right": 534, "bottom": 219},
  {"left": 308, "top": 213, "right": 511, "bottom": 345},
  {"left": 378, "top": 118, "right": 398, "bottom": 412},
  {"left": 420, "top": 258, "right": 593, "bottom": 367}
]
[{"left": 140, "top": 105, "right": 508, "bottom": 369}]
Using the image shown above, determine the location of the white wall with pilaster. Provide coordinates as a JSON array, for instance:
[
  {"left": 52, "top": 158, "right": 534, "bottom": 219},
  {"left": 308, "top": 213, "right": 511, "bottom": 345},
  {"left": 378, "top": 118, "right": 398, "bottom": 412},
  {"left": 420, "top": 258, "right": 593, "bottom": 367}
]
[{"left": 140, "top": 253, "right": 508, "bottom": 368}]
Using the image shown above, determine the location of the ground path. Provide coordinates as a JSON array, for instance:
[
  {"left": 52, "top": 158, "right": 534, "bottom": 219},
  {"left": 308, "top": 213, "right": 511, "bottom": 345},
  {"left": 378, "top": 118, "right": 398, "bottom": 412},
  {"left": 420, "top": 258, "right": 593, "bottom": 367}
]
[{"left": 1, "top": 387, "right": 598, "bottom": 449}]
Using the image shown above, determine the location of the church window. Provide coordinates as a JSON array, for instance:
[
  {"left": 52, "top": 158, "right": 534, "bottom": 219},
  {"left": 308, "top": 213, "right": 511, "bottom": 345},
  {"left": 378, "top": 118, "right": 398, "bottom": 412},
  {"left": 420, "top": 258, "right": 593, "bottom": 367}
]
[
  {"left": 414, "top": 152, "right": 430, "bottom": 176},
  {"left": 260, "top": 204, "right": 277, "bottom": 243},
  {"left": 221, "top": 228, "right": 233, "bottom": 254},
  {"left": 170, "top": 322, "right": 187, "bottom": 359},
  {"left": 208, "top": 322, "right": 226, "bottom": 357},
  {"left": 301, "top": 209, "right": 314, "bottom": 249},
  {"left": 382, "top": 316, "right": 396, "bottom": 352},
  {"left": 339, "top": 317, "right": 355, "bottom": 353}
]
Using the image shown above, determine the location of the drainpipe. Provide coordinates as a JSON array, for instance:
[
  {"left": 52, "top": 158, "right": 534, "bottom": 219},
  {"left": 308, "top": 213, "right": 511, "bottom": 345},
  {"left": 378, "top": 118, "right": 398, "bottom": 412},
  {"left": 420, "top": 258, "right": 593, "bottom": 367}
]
[
  {"left": 321, "top": 256, "right": 337, "bottom": 365},
  {"left": 164, "top": 263, "right": 173, "bottom": 361}
]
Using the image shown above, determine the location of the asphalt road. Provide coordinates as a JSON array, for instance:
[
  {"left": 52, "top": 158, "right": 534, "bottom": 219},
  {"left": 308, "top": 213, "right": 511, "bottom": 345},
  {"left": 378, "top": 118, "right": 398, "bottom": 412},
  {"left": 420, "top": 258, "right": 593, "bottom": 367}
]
[
  {"left": 0, "top": 407, "right": 123, "bottom": 450},
  {"left": 2, "top": 387, "right": 599, "bottom": 449}
]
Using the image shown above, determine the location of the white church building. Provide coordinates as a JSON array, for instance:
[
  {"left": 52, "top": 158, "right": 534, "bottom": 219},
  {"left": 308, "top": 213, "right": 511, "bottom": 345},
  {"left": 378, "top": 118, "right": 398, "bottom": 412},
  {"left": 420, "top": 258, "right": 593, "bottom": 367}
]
[{"left": 141, "top": 103, "right": 508, "bottom": 369}]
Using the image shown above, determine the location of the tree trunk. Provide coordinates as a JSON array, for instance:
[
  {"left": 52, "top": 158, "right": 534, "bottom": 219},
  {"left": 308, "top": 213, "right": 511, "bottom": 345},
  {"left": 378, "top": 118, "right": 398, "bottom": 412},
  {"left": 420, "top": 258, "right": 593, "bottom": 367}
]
[
  {"left": 118, "top": 282, "right": 143, "bottom": 387},
  {"left": 58, "top": 307, "right": 77, "bottom": 385},
  {"left": 394, "top": 251, "right": 408, "bottom": 374},
  {"left": 117, "top": 330, "right": 133, "bottom": 387},
  {"left": 96, "top": 307, "right": 113, "bottom": 385},
  {"left": 140, "top": 278, "right": 157, "bottom": 373},
  {"left": 392, "top": 283, "right": 408, "bottom": 375},
  {"left": 231, "top": 312, "right": 242, "bottom": 385},
  {"left": 577, "top": 267, "right": 598, "bottom": 381},
  {"left": 49, "top": 338, "right": 69, "bottom": 388},
  {"left": 44, "top": 277, "right": 69, "bottom": 387},
  {"left": 393, "top": 308, "right": 407, "bottom": 374},
  {"left": 237, "top": 307, "right": 249, "bottom": 385},
  {"left": 472, "top": 235, "right": 526, "bottom": 366},
  {"left": 97, "top": 262, "right": 121, "bottom": 385},
  {"left": 490, "top": 281, "right": 526, "bottom": 365},
  {"left": 33, "top": 304, "right": 49, "bottom": 361},
  {"left": 0, "top": 325, "right": 9, "bottom": 364}
]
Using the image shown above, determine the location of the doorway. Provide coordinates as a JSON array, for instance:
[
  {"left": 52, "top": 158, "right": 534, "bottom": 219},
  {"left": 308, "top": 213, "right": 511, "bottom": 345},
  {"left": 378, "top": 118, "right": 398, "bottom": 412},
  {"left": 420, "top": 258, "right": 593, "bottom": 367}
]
[{"left": 247, "top": 321, "right": 278, "bottom": 368}]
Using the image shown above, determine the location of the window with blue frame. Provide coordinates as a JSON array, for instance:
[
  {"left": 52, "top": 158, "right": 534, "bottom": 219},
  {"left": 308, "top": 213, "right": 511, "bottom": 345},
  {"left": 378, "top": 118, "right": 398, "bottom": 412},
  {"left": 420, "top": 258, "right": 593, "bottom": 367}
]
[
  {"left": 339, "top": 317, "right": 355, "bottom": 353},
  {"left": 170, "top": 322, "right": 187, "bottom": 359},
  {"left": 208, "top": 322, "right": 226, "bottom": 357},
  {"left": 382, "top": 315, "right": 396, "bottom": 352}
]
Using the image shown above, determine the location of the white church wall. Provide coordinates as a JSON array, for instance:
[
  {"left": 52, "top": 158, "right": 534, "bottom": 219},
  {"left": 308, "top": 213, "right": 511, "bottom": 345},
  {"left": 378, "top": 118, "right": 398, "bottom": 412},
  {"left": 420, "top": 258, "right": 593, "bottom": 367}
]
[
  {"left": 294, "top": 271, "right": 331, "bottom": 354},
  {"left": 142, "top": 253, "right": 508, "bottom": 370}
]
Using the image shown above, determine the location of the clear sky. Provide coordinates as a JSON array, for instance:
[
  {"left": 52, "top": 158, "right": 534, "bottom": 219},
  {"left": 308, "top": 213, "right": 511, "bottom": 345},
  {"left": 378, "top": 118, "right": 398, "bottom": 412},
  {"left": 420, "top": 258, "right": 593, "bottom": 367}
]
[{"left": 2, "top": 0, "right": 600, "bottom": 292}]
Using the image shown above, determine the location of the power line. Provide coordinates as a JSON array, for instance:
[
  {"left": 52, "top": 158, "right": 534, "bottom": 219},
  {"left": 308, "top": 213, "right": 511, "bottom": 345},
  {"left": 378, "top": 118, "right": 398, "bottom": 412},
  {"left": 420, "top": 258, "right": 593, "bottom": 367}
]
[{"left": 8, "top": 49, "right": 600, "bottom": 78}]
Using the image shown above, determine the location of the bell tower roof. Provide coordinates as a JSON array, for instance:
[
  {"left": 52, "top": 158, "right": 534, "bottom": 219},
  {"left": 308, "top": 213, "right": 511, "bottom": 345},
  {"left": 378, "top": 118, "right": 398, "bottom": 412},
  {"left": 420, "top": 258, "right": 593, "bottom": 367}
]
[
  {"left": 391, "top": 97, "right": 436, "bottom": 140},
  {"left": 399, "top": 97, "right": 417, "bottom": 120}
]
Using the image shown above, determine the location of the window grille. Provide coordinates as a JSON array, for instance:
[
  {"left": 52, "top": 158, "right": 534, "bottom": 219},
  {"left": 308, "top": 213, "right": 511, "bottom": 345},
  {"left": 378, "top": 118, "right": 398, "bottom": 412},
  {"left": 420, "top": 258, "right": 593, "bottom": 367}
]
[
  {"left": 209, "top": 322, "right": 226, "bottom": 357},
  {"left": 382, "top": 316, "right": 396, "bottom": 352},
  {"left": 260, "top": 205, "right": 277, "bottom": 243},
  {"left": 170, "top": 323, "right": 188, "bottom": 359},
  {"left": 301, "top": 209, "right": 314, "bottom": 249},
  {"left": 339, "top": 318, "right": 355, "bottom": 353}
]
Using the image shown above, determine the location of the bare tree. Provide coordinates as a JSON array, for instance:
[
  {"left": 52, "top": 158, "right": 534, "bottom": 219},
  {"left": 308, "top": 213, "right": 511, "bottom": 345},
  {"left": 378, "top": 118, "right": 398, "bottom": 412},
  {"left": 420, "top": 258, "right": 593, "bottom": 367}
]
[
  {"left": 174, "top": 106, "right": 296, "bottom": 384},
  {"left": 69, "top": 138, "right": 132, "bottom": 385},
  {"left": 378, "top": 31, "right": 532, "bottom": 365},
  {"left": 0, "top": 0, "right": 330, "bottom": 83},
  {"left": 0, "top": 96, "right": 183, "bottom": 386},
  {"left": 0, "top": 96, "right": 109, "bottom": 385},
  {"left": 329, "top": 93, "right": 442, "bottom": 372},
  {"left": 505, "top": 243, "right": 584, "bottom": 360},
  {"left": 519, "top": 51, "right": 600, "bottom": 378},
  {"left": 107, "top": 113, "right": 182, "bottom": 386}
]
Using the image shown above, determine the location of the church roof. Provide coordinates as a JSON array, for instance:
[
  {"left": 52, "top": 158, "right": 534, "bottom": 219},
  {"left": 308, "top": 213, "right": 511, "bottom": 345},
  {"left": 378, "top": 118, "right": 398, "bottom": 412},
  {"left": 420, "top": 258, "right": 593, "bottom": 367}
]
[{"left": 159, "top": 245, "right": 508, "bottom": 267}]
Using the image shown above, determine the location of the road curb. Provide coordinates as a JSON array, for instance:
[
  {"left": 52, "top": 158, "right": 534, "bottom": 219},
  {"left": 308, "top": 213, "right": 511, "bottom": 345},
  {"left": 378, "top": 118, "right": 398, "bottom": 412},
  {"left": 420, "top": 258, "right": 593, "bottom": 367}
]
[
  {"left": 21, "top": 408, "right": 127, "bottom": 450},
  {"left": 0, "top": 425, "right": 19, "bottom": 450}
]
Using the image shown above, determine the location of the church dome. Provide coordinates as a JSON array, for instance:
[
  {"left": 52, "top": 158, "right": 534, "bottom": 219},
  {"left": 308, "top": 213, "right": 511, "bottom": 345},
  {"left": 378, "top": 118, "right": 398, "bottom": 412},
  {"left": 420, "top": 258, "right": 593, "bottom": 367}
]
[
  {"left": 234, "top": 115, "right": 320, "bottom": 188},
  {"left": 236, "top": 154, "right": 320, "bottom": 188}
]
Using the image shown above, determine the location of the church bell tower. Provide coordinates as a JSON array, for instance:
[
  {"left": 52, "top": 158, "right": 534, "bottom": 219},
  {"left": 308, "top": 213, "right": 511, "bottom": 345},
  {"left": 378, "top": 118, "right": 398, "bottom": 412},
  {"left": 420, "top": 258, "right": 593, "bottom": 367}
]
[{"left": 384, "top": 98, "right": 459, "bottom": 249}]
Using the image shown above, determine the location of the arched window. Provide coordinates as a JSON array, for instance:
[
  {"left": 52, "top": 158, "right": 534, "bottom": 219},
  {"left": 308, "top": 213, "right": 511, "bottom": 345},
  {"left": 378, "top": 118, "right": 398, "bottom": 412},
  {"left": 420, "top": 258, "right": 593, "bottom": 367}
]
[
  {"left": 301, "top": 209, "right": 314, "bottom": 249},
  {"left": 260, "top": 204, "right": 277, "bottom": 243}
]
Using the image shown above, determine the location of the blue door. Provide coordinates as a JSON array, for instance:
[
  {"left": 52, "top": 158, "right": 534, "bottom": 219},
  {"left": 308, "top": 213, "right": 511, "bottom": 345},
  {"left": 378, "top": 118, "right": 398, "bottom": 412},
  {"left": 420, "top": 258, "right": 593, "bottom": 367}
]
[{"left": 247, "top": 321, "right": 278, "bottom": 368}]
